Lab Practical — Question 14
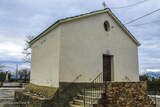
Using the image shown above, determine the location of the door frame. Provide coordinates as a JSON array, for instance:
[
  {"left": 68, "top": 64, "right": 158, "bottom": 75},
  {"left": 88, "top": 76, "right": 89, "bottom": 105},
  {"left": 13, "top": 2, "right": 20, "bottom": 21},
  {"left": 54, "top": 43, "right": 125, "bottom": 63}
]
[{"left": 102, "top": 54, "right": 114, "bottom": 81}]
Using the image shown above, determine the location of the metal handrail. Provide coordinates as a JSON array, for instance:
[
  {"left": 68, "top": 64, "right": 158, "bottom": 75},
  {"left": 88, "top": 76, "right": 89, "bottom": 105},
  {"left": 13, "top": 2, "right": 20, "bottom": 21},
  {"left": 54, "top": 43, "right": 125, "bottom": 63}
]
[
  {"left": 91, "top": 73, "right": 103, "bottom": 83},
  {"left": 61, "top": 75, "right": 82, "bottom": 93},
  {"left": 83, "top": 72, "right": 105, "bottom": 107}
]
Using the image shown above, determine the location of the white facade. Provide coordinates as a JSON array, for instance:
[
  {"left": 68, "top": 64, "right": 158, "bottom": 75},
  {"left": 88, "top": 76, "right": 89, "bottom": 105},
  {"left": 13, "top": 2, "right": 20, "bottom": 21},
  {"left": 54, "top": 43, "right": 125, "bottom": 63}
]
[
  {"left": 30, "top": 9, "right": 140, "bottom": 87},
  {"left": 30, "top": 27, "right": 61, "bottom": 87}
]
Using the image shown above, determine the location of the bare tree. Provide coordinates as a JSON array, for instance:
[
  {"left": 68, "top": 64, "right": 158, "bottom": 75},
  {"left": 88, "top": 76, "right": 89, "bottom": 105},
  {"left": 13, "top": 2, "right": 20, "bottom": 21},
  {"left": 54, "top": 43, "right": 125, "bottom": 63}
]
[
  {"left": 18, "top": 68, "right": 30, "bottom": 83},
  {"left": 22, "top": 36, "right": 34, "bottom": 63}
]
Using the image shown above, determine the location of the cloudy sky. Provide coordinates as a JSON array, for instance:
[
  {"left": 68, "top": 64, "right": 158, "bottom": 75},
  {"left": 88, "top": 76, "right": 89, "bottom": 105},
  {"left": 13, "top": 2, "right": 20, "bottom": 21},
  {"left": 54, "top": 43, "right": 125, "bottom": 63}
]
[{"left": 0, "top": 0, "right": 160, "bottom": 73}]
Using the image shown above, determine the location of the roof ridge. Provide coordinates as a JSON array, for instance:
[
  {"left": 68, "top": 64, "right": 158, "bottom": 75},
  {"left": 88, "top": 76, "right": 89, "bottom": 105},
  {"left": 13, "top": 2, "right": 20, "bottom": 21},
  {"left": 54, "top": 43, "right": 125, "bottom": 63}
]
[
  {"left": 29, "top": 8, "right": 110, "bottom": 45},
  {"left": 29, "top": 8, "right": 140, "bottom": 46}
]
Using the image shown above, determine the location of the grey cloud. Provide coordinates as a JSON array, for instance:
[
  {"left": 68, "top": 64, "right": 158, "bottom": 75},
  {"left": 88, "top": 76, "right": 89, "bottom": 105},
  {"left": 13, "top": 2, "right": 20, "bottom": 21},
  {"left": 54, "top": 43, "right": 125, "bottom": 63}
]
[{"left": 0, "top": 0, "right": 160, "bottom": 73}]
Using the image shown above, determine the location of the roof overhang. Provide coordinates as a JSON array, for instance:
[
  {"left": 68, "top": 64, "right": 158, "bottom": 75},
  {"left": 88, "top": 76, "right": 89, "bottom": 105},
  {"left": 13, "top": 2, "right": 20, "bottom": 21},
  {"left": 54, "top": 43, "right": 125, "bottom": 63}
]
[
  {"left": 107, "top": 10, "right": 141, "bottom": 46},
  {"left": 29, "top": 8, "right": 140, "bottom": 46}
]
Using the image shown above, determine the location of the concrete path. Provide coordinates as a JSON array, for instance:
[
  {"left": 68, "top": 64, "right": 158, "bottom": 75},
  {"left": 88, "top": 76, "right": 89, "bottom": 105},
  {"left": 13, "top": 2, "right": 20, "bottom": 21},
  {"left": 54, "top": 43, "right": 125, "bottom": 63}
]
[
  {"left": 0, "top": 88, "right": 24, "bottom": 107},
  {"left": 156, "top": 98, "right": 160, "bottom": 107}
]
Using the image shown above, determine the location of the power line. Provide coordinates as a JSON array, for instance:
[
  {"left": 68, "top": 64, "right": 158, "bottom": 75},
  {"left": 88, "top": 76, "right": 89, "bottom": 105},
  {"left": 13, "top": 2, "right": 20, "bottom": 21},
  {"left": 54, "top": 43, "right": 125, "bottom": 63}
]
[
  {"left": 126, "top": 19, "right": 160, "bottom": 27},
  {"left": 125, "top": 8, "right": 160, "bottom": 25},
  {"left": 109, "top": 0, "right": 149, "bottom": 9}
]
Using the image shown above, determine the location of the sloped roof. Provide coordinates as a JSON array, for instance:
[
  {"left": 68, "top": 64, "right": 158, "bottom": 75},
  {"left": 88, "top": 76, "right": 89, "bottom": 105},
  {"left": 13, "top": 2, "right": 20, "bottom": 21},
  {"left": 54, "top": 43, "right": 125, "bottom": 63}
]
[{"left": 29, "top": 8, "right": 140, "bottom": 46}]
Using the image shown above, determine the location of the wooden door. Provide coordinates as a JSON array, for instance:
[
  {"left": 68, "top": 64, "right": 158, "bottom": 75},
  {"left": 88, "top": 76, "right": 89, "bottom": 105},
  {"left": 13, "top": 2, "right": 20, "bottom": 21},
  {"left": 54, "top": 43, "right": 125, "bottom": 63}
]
[{"left": 103, "top": 55, "right": 111, "bottom": 81}]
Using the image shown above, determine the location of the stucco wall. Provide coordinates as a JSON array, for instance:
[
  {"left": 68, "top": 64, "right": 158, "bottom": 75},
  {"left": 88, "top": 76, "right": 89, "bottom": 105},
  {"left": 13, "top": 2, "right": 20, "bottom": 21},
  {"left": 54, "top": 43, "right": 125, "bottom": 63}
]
[
  {"left": 59, "top": 12, "right": 139, "bottom": 83},
  {"left": 30, "top": 27, "right": 61, "bottom": 87}
]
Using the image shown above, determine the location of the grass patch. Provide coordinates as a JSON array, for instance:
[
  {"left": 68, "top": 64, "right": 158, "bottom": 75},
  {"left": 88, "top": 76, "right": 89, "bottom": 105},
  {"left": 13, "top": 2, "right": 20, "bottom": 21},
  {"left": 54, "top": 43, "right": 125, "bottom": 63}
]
[{"left": 24, "top": 83, "right": 58, "bottom": 99}]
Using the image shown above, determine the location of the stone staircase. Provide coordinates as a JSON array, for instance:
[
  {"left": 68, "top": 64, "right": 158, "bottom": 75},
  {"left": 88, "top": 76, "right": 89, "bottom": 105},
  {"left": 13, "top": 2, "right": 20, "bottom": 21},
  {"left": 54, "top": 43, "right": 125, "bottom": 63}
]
[
  {"left": 69, "top": 73, "right": 104, "bottom": 107},
  {"left": 69, "top": 82, "right": 155, "bottom": 107},
  {"left": 69, "top": 89, "right": 103, "bottom": 107}
]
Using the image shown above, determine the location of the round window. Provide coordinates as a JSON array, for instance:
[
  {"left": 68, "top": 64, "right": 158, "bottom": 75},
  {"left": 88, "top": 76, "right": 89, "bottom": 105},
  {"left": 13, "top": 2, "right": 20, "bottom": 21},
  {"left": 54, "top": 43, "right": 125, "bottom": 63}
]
[{"left": 104, "top": 21, "right": 110, "bottom": 32}]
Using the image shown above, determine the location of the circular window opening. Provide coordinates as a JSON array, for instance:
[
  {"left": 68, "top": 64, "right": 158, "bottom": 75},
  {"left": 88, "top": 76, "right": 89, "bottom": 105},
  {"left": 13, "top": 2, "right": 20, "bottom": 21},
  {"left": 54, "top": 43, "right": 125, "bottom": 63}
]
[{"left": 104, "top": 21, "right": 110, "bottom": 32}]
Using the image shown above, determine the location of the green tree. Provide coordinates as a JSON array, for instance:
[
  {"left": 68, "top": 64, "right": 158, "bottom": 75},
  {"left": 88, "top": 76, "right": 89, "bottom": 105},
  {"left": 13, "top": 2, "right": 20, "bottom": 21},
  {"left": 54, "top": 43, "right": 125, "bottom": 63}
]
[
  {"left": 0, "top": 72, "right": 11, "bottom": 81},
  {"left": 140, "top": 74, "right": 160, "bottom": 95},
  {"left": 0, "top": 72, "right": 6, "bottom": 81},
  {"left": 140, "top": 74, "right": 149, "bottom": 81}
]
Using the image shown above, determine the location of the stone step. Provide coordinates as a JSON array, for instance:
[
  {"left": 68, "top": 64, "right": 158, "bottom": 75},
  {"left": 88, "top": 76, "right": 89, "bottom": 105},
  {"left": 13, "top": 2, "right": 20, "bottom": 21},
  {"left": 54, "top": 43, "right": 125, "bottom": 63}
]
[
  {"left": 73, "top": 98, "right": 85, "bottom": 105},
  {"left": 69, "top": 89, "right": 104, "bottom": 107},
  {"left": 82, "top": 89, "right": 104, "bottom": 93},
  {"left": 77, "top": 94, "right": 101, "bottom": 103},
  {"left": 73, "top": 98, "right": 91, "bottom": 106},
  {"left": 81, "top": 90, "right": 103, "bottom": 96},
  {"left": 77, "top": 93, "right": 99, "bottom": 98},
  {"left": 69, "top": 102, "right": 93, "bottom": 107},
  {"left": 69, "top": 101, "right": 83, "bottom": 107}
]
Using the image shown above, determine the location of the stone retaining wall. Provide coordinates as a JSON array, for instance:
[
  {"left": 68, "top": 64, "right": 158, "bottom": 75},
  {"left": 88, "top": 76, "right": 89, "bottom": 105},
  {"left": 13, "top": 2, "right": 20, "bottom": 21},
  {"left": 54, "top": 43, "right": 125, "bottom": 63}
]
[
  {"left": 95, "top": 82, "right": 155, "bottom": 107},
  {"left": 14, "top": 82, "right": 90, "bottom": 107},
  {"left": 14, "top": 83, "right": 59, "bottom": 107}
]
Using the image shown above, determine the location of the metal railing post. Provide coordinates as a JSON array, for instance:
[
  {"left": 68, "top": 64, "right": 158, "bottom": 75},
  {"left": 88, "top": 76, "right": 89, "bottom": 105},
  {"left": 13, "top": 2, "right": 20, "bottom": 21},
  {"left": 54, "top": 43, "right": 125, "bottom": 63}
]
[
  {"left": 83, "top": 89, "right": 85, "bottom": 107},
  {"left": 105, "top": 81, "right": 107, "bottom": 93},
  {"left": 155, "top": 88, "right": 156, "bottom": 106}
]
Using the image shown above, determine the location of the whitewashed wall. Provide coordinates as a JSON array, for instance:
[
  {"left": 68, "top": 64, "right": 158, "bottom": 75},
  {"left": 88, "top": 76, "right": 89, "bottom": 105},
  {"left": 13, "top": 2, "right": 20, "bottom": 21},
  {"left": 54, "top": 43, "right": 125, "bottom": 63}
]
[
  {"left": 59, "top": 12, "right": 139, "bottom": 83},
  {"left": 30, "top": 11, "right": 139, "bottom": 87},
  {"left": 30, "top": 27, "right": 61, "bottom": 87}
]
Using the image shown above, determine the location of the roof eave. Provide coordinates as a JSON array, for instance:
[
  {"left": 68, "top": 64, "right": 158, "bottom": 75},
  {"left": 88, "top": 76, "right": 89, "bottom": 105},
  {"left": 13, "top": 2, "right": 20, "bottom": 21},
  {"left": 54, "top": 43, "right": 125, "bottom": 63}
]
[
  {"left": 29, "top": 9, "right": 109, "bottom": 45},
  {"left": 29, "top": 20, "right": 61, "bottom": 45},
  {"left": 107, "top": 9, "right": 141, "bottom": 46},
  {"left": 29, "top": 8, "right": 141, "bottom": 46}
]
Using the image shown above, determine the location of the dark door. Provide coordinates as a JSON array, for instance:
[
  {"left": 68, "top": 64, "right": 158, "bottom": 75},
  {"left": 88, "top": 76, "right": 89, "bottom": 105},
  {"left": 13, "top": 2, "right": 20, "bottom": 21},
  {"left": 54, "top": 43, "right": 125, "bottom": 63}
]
[{"left": 103, "top": 55, "right": 111, "bottom": 81}]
